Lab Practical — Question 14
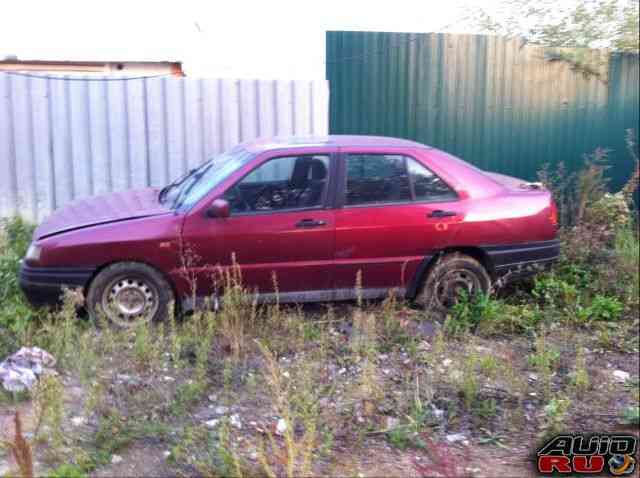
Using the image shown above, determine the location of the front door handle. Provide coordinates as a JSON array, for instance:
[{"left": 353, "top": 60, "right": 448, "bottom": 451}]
[
  {"left": 428, "top": 210, "right": 457, "bottom": 218},
  {"left": 296, "top": 218, "right": 327, "bottom": 228}
]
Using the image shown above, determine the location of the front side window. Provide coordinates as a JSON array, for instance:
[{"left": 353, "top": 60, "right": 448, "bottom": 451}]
[
  {"left": 223, "top": 155, "right": 330, "bottom": 214},
  {"left": 344, "top": 154, "right": 456, "bottom": 206}
]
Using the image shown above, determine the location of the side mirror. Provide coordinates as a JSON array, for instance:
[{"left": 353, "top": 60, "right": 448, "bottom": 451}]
[{"left": 206, "top": 199, "right": 230, "bottom": 218}]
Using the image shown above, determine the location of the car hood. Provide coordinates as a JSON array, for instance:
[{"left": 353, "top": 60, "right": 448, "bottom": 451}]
[{"left": 34, "top": 188, "right": 171, "bottom": 240}]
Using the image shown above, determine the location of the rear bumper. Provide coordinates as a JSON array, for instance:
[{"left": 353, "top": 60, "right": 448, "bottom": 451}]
[
  {"left": 483, "top": 239, "right": 560, "bottom": 282},
  {"left": 19, "top": 261, "right": 95, "bottom": 307}
]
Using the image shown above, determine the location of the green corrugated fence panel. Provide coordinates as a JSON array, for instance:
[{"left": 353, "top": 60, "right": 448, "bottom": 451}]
[{"left": 327, "top": 31, "right": 640, "bottom": 190}]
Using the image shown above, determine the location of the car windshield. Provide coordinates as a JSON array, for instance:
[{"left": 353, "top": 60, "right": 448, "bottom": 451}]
[{"left": 169, "top": 148, "right": 253, "bottom": 210}]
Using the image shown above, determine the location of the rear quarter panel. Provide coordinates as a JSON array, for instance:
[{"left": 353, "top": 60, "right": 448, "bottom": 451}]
[
  {"left": 417, "top": 147, "right": 557, "bottom": 247},
  {"left": 454, "top": 192, "right": 557, "bottom": 246}
]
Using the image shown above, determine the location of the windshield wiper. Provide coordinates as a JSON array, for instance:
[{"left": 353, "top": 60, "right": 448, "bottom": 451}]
[
  {"left": 158, "top": 184, "right": 172, "bottom": 204},
  {"left": 172, "top": 164, "right": 212, "bottom": 210},
  {"left": 158, "top": 168, "right": 198, "bottom": 205}
]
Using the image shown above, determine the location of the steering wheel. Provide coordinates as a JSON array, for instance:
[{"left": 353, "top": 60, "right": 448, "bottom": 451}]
[
  {"left": 225, "top": 187, "right": 252, "bottom": 212},
  {"left": 254, "top": 184, "right": 287, "bottom": 210}
]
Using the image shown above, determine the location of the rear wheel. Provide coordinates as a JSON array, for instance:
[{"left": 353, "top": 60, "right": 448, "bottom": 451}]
[
  {"left": 86, "top": 262, "right": 174, "bottom": 328},
  {"left": 416, "top": 253, "right": 491, "bottom": 317}
]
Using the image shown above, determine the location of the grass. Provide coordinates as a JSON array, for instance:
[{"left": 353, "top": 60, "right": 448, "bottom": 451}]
[{"left": 0, "top": 217, "right": 37, "bottom": 358}]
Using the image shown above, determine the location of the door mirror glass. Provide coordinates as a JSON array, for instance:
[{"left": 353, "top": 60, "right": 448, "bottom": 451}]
[{"left": 206, "top": 199, "right": 231, "bottom": 218}]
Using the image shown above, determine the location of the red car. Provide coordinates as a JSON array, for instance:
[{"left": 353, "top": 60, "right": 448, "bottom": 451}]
[{"left": 20, "top": 136, "right": 559, "bottom": 327}]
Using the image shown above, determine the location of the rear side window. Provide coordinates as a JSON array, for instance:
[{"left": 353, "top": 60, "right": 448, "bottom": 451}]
[
  {"left": 407, "top": 158, "right": 458, "bottom": 202},
  {"left": 345, "top": 154, "right": 411, "bottom": 205},
  {"left": 344, "top": 154, "right": 456, "bottom": 206}
]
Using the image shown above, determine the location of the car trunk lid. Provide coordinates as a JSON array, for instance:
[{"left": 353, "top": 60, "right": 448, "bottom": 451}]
[{"left": 483, "top": 171, "right": 546, "bottom": 191}]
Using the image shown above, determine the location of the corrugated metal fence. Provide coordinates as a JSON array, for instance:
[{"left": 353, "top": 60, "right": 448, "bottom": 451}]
[
  {"left": 0, "top": 74, "right": 329, "bottom": 221},
  {"left": 327, "top": 32, "right": 639, "bottom": 190}
]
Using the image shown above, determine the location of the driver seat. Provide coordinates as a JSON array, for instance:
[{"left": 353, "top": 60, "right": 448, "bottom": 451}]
[{"left": 300, "top": 158, "right": 327, "bottom": 207}]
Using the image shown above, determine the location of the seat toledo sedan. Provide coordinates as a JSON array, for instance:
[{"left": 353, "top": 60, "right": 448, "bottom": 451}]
[{"left": 20, "top": 136, "right": 559, "bottom": 327}]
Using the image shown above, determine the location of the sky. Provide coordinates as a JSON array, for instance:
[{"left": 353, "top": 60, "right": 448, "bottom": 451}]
[{"left": 0, "top": 0, "right": 487, "bottom": 79}]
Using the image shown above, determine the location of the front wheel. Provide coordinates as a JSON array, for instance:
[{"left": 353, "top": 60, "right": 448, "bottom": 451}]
[
  {"left": 416, "top": 253, "right": 491, "bottom": 316},
  {"left": 86, "top": 262, "right": 174, "bottom": 328}
]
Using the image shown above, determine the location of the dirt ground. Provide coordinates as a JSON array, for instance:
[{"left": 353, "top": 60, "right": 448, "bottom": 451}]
[{"left": 1, "top": 306, "right": 638, "bottom": 477}]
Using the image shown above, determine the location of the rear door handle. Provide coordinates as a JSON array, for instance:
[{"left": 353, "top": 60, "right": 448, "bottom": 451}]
[
  {"left": 296, "top": 218, "right": 327, "bottom": 228},
  {"left": 428, "top": 210, "right": 457, "bottom": 218}
]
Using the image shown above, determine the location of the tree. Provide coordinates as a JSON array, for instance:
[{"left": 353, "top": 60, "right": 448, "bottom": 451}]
[{"left": 462, "top": 0, "right": 639, "bottom": 52}]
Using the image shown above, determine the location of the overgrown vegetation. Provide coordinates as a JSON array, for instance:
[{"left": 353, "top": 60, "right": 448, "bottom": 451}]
[
  {"left": 462, "top": 0, "right": 639, "bottom": 52},
  {"left": 0, "top": 133, "right": 638, "bottom": 476}
]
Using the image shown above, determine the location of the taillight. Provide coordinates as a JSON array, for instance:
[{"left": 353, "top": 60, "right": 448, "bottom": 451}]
[{"left": 549, "top": 201, "right": 559, "bottom": 227}]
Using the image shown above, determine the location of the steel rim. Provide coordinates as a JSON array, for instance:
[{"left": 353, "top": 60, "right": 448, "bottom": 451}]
[
  {"left": 434, "top": 268, "right": 481, "bottom": 308},
  {"left": 101, "top": 275, "right": 159, "bottom": 326}
]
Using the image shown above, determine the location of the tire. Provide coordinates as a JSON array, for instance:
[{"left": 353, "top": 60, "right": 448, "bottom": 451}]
[
  {"left": 416, "top": 253, "right": 491, "bottom": 317},
  {"left": 86, "top": 262, "right": 174, "bottom": 328}
]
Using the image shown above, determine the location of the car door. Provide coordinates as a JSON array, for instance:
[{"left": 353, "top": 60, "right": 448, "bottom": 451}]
[
  {"left": 333, "top": 148, "right": 461, "bottom": 296},
  {"left": 181, "top": 150, "right": 336, "bottom": 300}
]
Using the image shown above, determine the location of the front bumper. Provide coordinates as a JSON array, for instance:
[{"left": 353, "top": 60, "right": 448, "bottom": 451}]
[{"left": 19, "top": 261, "right": 95, "bottom": 307}]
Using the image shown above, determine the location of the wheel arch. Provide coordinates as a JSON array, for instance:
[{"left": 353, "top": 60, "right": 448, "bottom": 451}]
[
  {"left": 83, "top": 259, "right": 178, "bottom": 306},
  {"left": 405, "top": 246, "right": 494, "bottom": 299}
]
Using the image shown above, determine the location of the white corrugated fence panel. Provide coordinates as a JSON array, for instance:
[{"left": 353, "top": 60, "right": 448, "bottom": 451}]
[{"left": 0, "top": 73, "right": 329, "bottom": 222}]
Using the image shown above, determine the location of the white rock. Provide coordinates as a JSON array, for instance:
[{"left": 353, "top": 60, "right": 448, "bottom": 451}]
[
  {"left": 208, "top": 394, "right": 217, "bottom": 402},
  {"left": 230, "top": 414, "right": 242, "bottom": 429},
  {"left": 385, "top": 416, "right": 399, "bottom": 429},
  {"left": 276, "top": 418, "right": 287, "bottom": 436},
  {"left": 445, "top": 433, "right": 466, "bottom": 443},
  {"left": 163, "top": 376, "right": 175, "bottom": 382},
  {"left": 338, "top": 367, "right": 347, "bottom": 375},
  {"left": 282, "top": 371, "right": 290, "bottom": 378},
  {"left": 71, "top": 416, "right": 85, "bottom": 427},
  {"left": 613, "top": 370, "right": 630, "bottom": 382},
  {"left": 205, "top": 419, "right": 220, "bottom": 428},
  {"left": 442, "top": 358, "right": 452, "bottom": 367},
  {"left": 111, "top": 454, "right": 123, "bottom": 464},
  {"left": 163, "top": 450, "right": 171, "bottom": 459},
  {"left": 214, "top": 406, "right": 229, "bottom": 415}
]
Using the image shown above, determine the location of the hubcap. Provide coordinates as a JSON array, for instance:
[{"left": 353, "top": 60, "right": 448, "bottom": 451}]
[
  {"left": 435, "top": 268, "right": 480, "bottom": 308},
  {"left": 101, "top": 277, "right": 158, "bottom": 325}
]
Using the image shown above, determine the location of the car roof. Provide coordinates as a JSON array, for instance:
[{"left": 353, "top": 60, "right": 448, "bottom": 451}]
[{"left": 242, "top": 135, "right": 431, "bottom": 153}]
